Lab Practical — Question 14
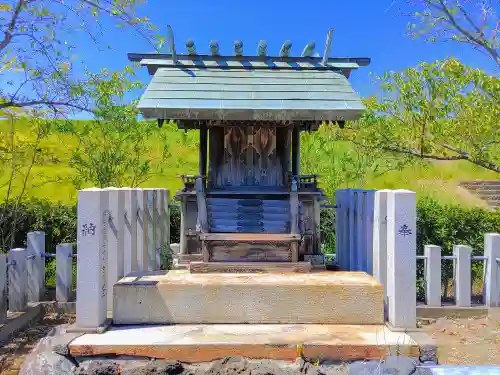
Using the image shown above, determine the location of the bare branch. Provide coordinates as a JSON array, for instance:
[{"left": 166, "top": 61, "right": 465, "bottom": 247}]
[
  {"left": 0, "top": 0, "right": 26, "bottom": 52},
  {"left": 0, "top": 99, "right": 90, "bottom": 112}
]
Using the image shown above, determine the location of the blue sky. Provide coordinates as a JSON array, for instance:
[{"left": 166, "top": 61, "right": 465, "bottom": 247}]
[{"left": 77, "top": 0, "right": 498, "bottom": 101}]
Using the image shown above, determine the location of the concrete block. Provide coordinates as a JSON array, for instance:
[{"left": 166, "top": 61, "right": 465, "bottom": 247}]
[
  {"left": 484, "top": 233, "right": 500, "bottom": 307},
  {"left": 26, "top": 231, "right": 45, "bottom": 302},
  {"left": 8, "top": 248, "right": 27, "bottom": 312},
  {"left": 106, "top": 188, "right": 125, "bottom": 309},
  {"left": 454, "top": 244, "right": 472, "bottom": 307},
  {"left": 373, "top": 190, "right": 390, "bottom": 304},
  {"left": 124, "top": 188, "right": 139, "bottom": 274},
  {"left": 113, "top": 270, "right": 384, "bottom": 325},
  {"left": 76, "top": 188, "right": 109, "bottom": 329},
  {"left": 424, "top": 245, "right": 441, "bottom": 307},
  {"left": 386, "top": 190, "right": 417, "bottom": 329},
  {"left": 56, "top": 244, "right": 73, "bottom": 302}
]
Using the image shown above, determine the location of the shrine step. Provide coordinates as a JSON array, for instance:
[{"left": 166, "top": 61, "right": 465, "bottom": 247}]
[
  {"left": 68, "top": 324, "right": 420, "bottom": 362},
  {"left": 189, "top": 261, "right": 312, "bottom": 273},
  {"left": 113, "top": 270, "right": 384, "bottom": 325}
]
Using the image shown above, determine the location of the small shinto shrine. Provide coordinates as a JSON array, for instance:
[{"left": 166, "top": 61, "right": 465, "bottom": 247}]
[
  {"left": 67, "top": 30, "right": 423, "bottom": 362},
  {"left": 129, "top": 32, "right": 370, "bottom": 272}
]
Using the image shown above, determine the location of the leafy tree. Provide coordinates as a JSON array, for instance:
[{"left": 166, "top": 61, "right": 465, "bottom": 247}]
[
  {"left": 405, "top": 0, "right": 499, "bottom": 66},
  {"left": 0, "top": 0, "right": 161, "bottom": 113},
  {"left": 66, "top": 68, "right": 168, "bottom": 188},
  {"left": 0, "top": 107, "right": 58, "bottom": 250},
  {"left": 347, "top": 58, "right": 500, "bottom": 173}
]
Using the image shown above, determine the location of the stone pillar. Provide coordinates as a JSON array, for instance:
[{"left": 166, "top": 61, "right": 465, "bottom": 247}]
[
  {"left": 424, "top": 245, "right": 442, "bottom": 307},
  {"left": 145, "top": 189, "right": 156, "bottom": 271},
  {"left": 26, "top": 231, "right": 45, "bottom": 302},
  {"left": 124, "top": 188, "right": 138, "bottom": 274},
  {"left": 386, "top": 190, "right": 417, "bottom": 329},
  {"left": 372, "top": 190, "right": 389, "bottom": 313},
  {"left": 372, "top": 190, "right": 389, "bottom": 284},
  {"left": 454, "top": 245, "right": 472, "bottom": 307},
  {"left": 106, "top": 188, "right": 125, "bottom": 308},
  {"left": 484, "top": 233, "right": 500, "bottom": 307},
  {"left": 137, "top": 189, "right": 148, "bottom": 271},
  {"left": 56, "top": 244, "right": 73, "bottom": 302},
  {"left": 76, "top": 188, "right": 109, "bottom": 329},
  {"left": 0, "top": 254, "right": 7, "bottom": 323},
  {"left": 9, "top": 248, "right": 27, "bottom": 312},
  {"left": 364, "top": 190, "right": 375, "bottom": 275}
]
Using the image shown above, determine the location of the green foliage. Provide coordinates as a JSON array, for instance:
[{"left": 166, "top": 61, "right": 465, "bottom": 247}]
[
  {"left": 67, "top": 68, "right": 168, "bottom": 188},
  {"left": 0, "top": 198, "right": 76, "bottom": 252},
  {"left": 349, "top": 58, "right": 500, "bottom": 173},
  {"left": 0, "top": 0, "right": 161, "bottom": 113}
]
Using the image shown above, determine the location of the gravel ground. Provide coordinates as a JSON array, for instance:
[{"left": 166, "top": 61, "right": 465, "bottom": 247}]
[{"left": 420, "top": 309, "right": 500, "bottom": 365}]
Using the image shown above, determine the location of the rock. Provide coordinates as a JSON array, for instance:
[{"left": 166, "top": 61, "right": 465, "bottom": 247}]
[
  {"left": 19, "top": 325, "right": 80, "bottom": 375},
  {"left": 347, "top": 356, "right": 417, "bottom": 375},
  {"left": 205, "top": 357, "right": 251, "bottom": 375},
  {"left": 249, "top": 360, "right": 290, "bottom": 375},
  {"left": 120, "top": 360, "right": 185, "bottom": 375},
  {"left": 73, "top": 360, "right": 120, "bottom": 375},
  {"left": 382, "top": 356, "right": 416, "bottom": 375}
]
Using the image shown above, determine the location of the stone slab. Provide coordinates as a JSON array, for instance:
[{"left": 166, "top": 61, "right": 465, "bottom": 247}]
[
  {"left": 0, "top": 303, "right": 44, "bottom": 343},
  {"left": 189, "top": 261, "right": 312, "bottom": 273},
  {"left": 113, "top": 270, "right": 384, "bottom": 325},
  {"left": 69, "top": 324, "right": 419, "bottom": 363}
]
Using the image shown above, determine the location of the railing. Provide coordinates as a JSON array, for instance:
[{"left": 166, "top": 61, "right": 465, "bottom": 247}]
[
  {"left": 416, "top": 237, "right": 500, "bottom": 308},
  {"left": 287, "top": 174, "right": 320, "bottom": 192},
  {"left": 336, "top": 188, "right": 500, "bottom": 330},
  {"left": 0, "top": 231, "right": 75, "bottom": 323}
]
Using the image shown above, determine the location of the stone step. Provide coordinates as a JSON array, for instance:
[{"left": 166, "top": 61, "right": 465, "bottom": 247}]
[
  {"left": 69, "top": 324, "right": 419, "bottom": 362},
  {"left": 113, "top": 270, "right": 384, "bottom": 325},
  {"left": 461, "top": 180, "right": 500, "bottom": 188},
  {"left": 189, "top": 261, "right": 312, "bottom": 273}
]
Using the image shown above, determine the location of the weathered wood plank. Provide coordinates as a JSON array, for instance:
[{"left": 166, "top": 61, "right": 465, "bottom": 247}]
[
  {"left": 139, "top": 58, "right": 361, "bottom": 70},
  {"left": 195, "top": 178, "right": 208, "bottom": 233},
  {"left": 189, "top": 261, "right": 312, "bottom": 274},
  {"left": 140, "top": 106, "right": 363, "bottom": 122},
  {"left": 200, "top": 233, "right": 300, "bottom": 241},
  {"left": 210, "top": 243, "right": 291, "bottom": 262}
]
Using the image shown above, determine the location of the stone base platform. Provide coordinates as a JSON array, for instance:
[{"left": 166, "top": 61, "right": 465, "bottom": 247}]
[
  {"left": 113, "top": 270, "right": 384, "bottom": 325},
  {"left": 68, "top": 324, "right": 419, "bottom": 363}
]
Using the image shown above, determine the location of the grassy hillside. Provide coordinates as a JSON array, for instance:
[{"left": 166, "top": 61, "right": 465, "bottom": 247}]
[{"left": 0, "top": 119, "right": 497, "bottom": 206}]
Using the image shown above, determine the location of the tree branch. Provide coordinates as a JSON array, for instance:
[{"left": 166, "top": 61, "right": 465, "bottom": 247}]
[
  {"left": 440, "top": 143, "right": 500, "bottom": 172},
  {"left": 0, "top": 0, "right": 26, "bottom": 52},
  {"left": 0, "top": 99, "right": 90, "bottom": 113},
  {"left": 431, "top": 0, "right": 500, "bottom": 66}
]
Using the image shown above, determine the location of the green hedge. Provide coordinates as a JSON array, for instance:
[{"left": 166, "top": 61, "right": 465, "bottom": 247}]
[{"left": 0, "top": 198, "right": 181, "bottom": 253}]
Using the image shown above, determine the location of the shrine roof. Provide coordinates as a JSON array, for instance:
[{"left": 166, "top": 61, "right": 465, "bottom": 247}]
[{"left": 129, "top": 45, "right": 370, "bottom": 123}]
